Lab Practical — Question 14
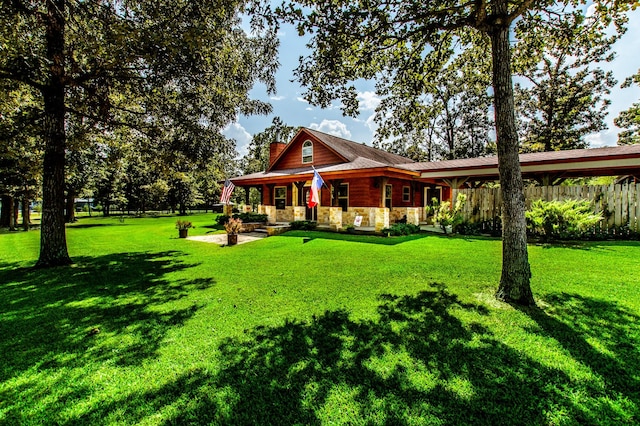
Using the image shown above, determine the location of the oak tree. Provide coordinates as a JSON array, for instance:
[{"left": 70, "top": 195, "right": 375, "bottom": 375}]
[
  {"left": 1, "top": 0, "right": 278, "bottom": 266},
  {"left": 280, "top": 0, "right": 633, "bottom": 305},
  {"left": 615, "top": 69, "right": 640, "bottom": 145}
]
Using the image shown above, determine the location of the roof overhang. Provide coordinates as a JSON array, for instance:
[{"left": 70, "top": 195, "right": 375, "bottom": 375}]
[
  {"left": 232, "top": 166, "right": 420, "bottom": 187},
  {"left": 418, "top": 147, "right": 640, "bottom": 182}
]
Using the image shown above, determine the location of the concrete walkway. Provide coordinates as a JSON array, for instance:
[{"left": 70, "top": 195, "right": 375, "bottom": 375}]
[{"left": 187, "top": 232, "right": 267, "bottom": 246}]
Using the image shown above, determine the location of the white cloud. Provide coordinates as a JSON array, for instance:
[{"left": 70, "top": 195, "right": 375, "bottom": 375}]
[
  {"left": 358, "top": 91, "right": 381, "bottom": 111},
  {"left": 222, "top": 121, "right": 253, "bottom": 157},
  {"left": 270, "top": 95, "right": 285, "bottom": 101},
  {"left": 309, "top": 120, "right": 352, "bottom": 138},
  {"left": 585, "top": 128, "right": 617, "bottom": 148},
  {"left": 296, "top": 96, "right": 308, "bottom": 103},
  {"left": 305, "top": 107, "right": 313, "bottom": 111}
]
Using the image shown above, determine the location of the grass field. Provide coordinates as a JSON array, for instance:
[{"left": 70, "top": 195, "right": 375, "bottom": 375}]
[{"left": 1, "top": 213, "right": 639, "bottom": 425}]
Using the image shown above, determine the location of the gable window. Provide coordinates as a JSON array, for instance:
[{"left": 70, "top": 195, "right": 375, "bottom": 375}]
[
  {"left": 302, "top": 140, "right": 313, "bottom": 163},
  {"left": 275, "top": 186, "right": 287, "bottom": 210},
  {"left": 403, "top": 186, "right": 411, "bottom": 203}
]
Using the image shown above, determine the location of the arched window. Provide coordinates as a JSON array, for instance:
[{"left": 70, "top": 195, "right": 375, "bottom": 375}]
[{"left": 302, "top": 140, "right": 313, "bottom": 163}]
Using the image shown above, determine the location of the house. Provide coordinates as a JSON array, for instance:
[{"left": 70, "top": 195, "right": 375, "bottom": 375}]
[{"left": 230, "top": 128, "right": 640, "bottom": 232}]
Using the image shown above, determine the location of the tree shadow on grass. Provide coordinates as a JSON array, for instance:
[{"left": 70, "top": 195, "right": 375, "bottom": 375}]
[
  {"left": 61, "top": 283, "right": 637, "bottom": 425},
  {"left": 519, "top": 293, "right": 640, "bottom": 419},
  {"left": 0, "top": 251, "right": 214, "bottom": 381}
]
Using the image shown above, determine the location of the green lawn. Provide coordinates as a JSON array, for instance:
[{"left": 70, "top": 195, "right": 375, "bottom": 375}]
[{"left": 1, "top": 213, "right": 638, "bottom": 425}]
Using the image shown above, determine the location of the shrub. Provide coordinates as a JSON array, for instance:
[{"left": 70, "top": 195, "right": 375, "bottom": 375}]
[
  {"left": 382, "top": 223, "right": 421, "bottom": 236},
  {"left": 435, "top": 193, "right": 467, "bottom": 234},
  {"left": 216, "top": 215, "right": 231, "bottom": 226},
  {"left": 525, "top": 199, "right": 603, "bottom": 241},
  {"left": 236, "top": 212, "right": 268, "bottom": 223},
  {"left": 455, "top": 220, "right": 482, "bottom": 236},
  {"left": 289, "top": 220, "right": 317, "bottom": 230},
  {"left": 217, "top": 213, "right": 268, "bottom": 226}
]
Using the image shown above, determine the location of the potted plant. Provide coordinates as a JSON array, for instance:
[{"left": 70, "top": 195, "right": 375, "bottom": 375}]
[
  {"left": 176, "top": 219, "right": 193, "bottom": 238},
  {"left": 224, "top": 217, "right": 243, "bottom": 245}
]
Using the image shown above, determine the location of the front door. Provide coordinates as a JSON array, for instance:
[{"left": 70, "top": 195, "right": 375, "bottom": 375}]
[{"left": 304, "top": 187, "right": 317, "bottom": 221}]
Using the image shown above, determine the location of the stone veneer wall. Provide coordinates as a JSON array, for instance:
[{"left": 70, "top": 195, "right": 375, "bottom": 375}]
[
  {"left": 328, "top": 207, "right": 342, "bottom": 230},
  {"left": 406, "top": 207, "right": 420, "bottom": 225},
  {"left": 318, "top": 206, "right": 331, "bottom": 224},
  {"left": 276, "top": 206, "right": 294, "bottom": 223},
  {"left": 343, "top": 207, "right": 372, "bottom": 227},
  {"left": 373, "top": 208, "right": 389, "bottom": 232},
  {"left": 293, "top": 206, "right": 306, "bottom": 221},
  {"left": 259, "top": 205, "right": 277, "bottom": 224}
]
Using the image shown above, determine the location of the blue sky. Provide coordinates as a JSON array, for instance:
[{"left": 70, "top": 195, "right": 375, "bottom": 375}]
[{"left": 225, "top": 7, "right": 640, "bottom": 157}]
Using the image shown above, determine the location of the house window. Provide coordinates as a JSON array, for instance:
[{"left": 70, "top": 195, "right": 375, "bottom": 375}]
[
  {"left": 275, "top": 186, "right": 286, "bottom": 210},
  {"left": 403, "top": 186, "right": 411, "bottom": 203},
  {"left": 385, "top": 184, "right": 392, "bottom": 209},
  {"left": 338, "top": 183, "right": 349, "bottom": 212},
  {"left": 302, "top": 140, "right": 313, "bottom": 163}
]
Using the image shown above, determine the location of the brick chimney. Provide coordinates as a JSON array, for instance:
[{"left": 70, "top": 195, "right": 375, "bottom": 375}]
[{"left": 269, "top": 142, "right": 287, "bottom": 168}]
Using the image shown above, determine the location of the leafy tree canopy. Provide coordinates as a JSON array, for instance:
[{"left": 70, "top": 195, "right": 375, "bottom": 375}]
[
  {"left": 513, "top": 7, "right": 623, "bottom": 152},
  {"left": 615, "top": 69, "right": 640, "bottom": 145},
  {"left": 0, "top": 0, "right": 280, "bottom": 266}
]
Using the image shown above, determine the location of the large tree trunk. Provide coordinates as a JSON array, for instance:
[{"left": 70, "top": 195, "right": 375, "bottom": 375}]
[
  {"left": 22, "top": 193, "right": 30, "bottom": 231},
  {"left": 1, "top": 195, "right": 10, "bottom": 227},
  {"left": 489, "top": 17, "right": 534, "bottom": 305},
  {"left": 8, "top": 196, "right": 16, "bottom": 231},
  {"left": 36, "top": 0, "right": 72, "bottom": 267},
  {"left": 65, "top": 188, "right": 76, "bottom": 223}
]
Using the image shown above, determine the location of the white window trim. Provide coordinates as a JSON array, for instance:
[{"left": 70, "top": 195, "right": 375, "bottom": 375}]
[{"left": 302, "top": 140, "right": 313, "bottom": 164}]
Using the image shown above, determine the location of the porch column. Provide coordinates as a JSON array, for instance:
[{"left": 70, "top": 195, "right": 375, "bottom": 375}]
[
  {"left": 374, "top": 207, "right": 389, "bottom": 232},
  {"left": 262, "top": 205, "right": 277, "bottom": 223},
  {"left": 406, "top": 207, "right": 420, "bottom": 225},
  {"left": 293, "top": 206, "right": 306, "bottom": 221},
  {"left": 294, "top": 181, "right": 306, "bottom": 206},
  {"left": 328, "top": 206, "right": 342, "bottom": 230}
]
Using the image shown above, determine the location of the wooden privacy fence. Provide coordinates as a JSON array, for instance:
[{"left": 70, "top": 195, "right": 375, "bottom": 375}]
[{"left": 455, "top": 184, "right": 640, "bottom": 233}]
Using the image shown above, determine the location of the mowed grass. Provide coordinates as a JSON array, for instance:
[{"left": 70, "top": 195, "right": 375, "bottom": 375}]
[{"left": 0, "top": 213, "right": 639, "bottom": 425}]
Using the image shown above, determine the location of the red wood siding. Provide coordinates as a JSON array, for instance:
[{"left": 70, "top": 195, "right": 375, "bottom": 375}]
[
  {"left": 347, "top": 178, "right": 378, "bottom": 207},
  {"left": 262, "top": 184, "right": 272, "bottom": 205},
  {"left": 272, "top": 135, "right": 344, "bottom": 170},
  {"left": 386, "top": 178, "right": 420, "bottom": 208}
]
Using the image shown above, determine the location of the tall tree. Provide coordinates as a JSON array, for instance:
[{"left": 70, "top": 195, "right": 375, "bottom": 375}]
[
  {"left": 0, "top": 81, "right": 42, "bottom": 230},
  {"left": 374, "top": 35, "right": 493, "bottom": 161},
  {"left": 280, "top": 0, "right": 631, "bottom": 305},
  {"left": 513, "top": 9, "right": 620, "bottom": 152},
  {"left": 615, "top": 69, "right": 640, "bottom": 145},
  {"left": 1, "top": 0, "right": 278, "bottom": 266}
]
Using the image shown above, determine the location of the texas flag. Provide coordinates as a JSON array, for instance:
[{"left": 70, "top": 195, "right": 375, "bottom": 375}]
[{"left": 307, "top": 169, "right": 325, "bottom": 208}]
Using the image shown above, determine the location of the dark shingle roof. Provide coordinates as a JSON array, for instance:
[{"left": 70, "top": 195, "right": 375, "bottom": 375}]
[
  {"left": 402, "top": 144, "right": 640, "bottom": 172},
  {"left": 304, "top": 128, "right": 414, "bottom": 165}
]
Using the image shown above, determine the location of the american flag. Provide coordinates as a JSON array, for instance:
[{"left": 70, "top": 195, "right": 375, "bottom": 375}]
[{"left": 220, "top": 179, "right": 235, "bottom": 204}]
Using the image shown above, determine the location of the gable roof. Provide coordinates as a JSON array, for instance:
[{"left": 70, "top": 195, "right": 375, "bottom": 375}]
[
  {"left": 303, "top": 128, "right": 414, "bottom": 166},
  {"left": 267, "top": 128, "right": 414, "bottom": 172}
]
